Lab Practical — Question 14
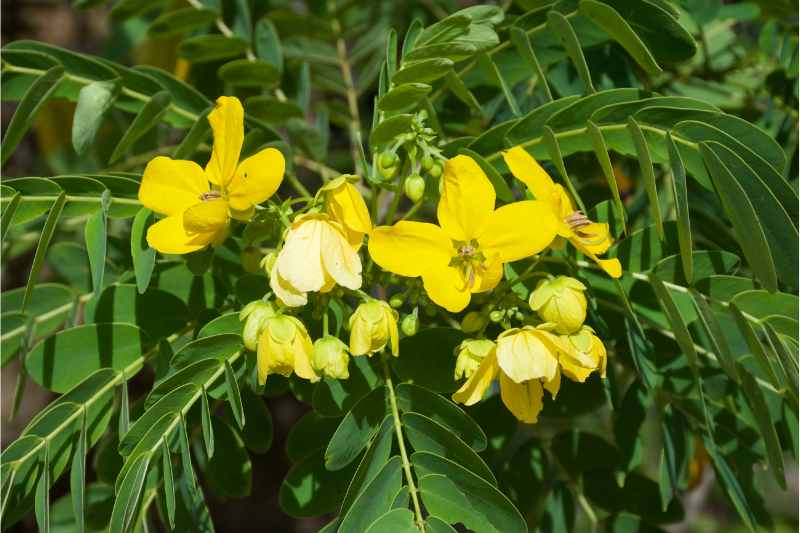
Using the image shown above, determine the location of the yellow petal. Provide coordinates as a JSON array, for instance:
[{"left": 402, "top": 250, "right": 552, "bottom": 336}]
[
  {"left": 288, "top": 317, "right": 319, "bottom": 382},
  {"left": 499, "top": 373, "right": 543, "bottom": 424},
  {"left": 138, "top": 157, "right": 209, "bottom": 216},
  {"left": 320, "top": 221, "right": 363, "bottom": 290},
  {"left": 276, "top": 219, "right": 327, "bottom": 292},
  {"left": 502, "top": 146, "right": 556, "bottom": 203},
  {"left": 571, "top": 222, "right": 613, "bottom": 255},
  {"left": 477, "top": 200, "right": 558, "bottom": 264},
  {"left": 472, "top": 261, "right": 503, "bottom": 293},
  {"left": 205, "top": 96, "right": 244, "bottom": 188},
  {"left": 327, "top": 181, "right": 372, "bottom": 235},
  {"left": 228, "top": 147, "right": 285, "bottom": 212},
  {"left": 368, "top": 221, "right": 452, "bottom": 278},
  {"left": 452, "top": 351, "right": 499, "bottom": 406},
  {"left": 569, "top": 234, "right": 623, "bottom": 279},
  {"left": 543, "top": 367, "right": 560, "bottom": 399},
  {"left": 387, "top": 306, "right": 400, "bottom": 357},
  {"left": 270, "top": 266, "right": 307, "bottom": 307},
  {"left": 146, "top": 212, "right": 215, "bottom": 254},
  {"left": 422, "top": 264, "right": 471, "bottom": 313},
  {"left": 183, "top": 199, "right": 229, "bottom": 233},
  {"left": 437, "top": 155, "right": 495, "bottom": 241},
  {"left": 496, "top": 328, "right": 559, "bottom": 383}
]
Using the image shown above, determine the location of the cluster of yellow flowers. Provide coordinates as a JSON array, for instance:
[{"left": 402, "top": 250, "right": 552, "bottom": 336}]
[{"left": 137, "top": 96, "right": 619, "bottom": 423}]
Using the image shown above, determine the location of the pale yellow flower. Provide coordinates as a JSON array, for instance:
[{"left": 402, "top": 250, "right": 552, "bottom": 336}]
[
  {"left": 454, "top": 339, "right": 495, "bottom": 380},
  {"left": 239, "top": 300, "right": 278, "bottom": 351},
  {"left": 368, "top": 155, "right": 559, "bottom": 312},
  {"left": 529, "top": 276, "right": 588, "bottom": 334},
  {"left": 257, "top": 315, "right": 317, "bottom": 384},
  {"left": 312, "top": 336, "right": 350, "bottom": 379},
  {"left": 503, "top": 146, "right": 621, "bottom": 278},
  {"left": 321, "top": 175, "right": 372, "bottom": 248},
  {"left": 270, "top": 214, "right": 362, "bottom": 307},
  {"left": 452, "top": 326, "right": 561, "bottom": 424},
  {"left": 558, "top": 325, "right": 607, "bottom": 382},
  {"left": 349, "top": 300, "right": 399, "bottom": 357},
  {"left": 138, "top": 96, "right": 284, "bottom": 254}
]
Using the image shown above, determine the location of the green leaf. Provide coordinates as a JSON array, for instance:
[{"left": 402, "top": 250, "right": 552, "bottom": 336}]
[
  {"left": 324, "top": 386, "right": 386, "bottom": 471},
  {"left": 205, "top": 417, "right": 252, "bottom": 498},
  {"left": 224, "top": 360, "right": 245, "bottom": 429},
  {"left": 197, "top": 312, "right": 241, "bottom": 338},
  {"left": 254, "top": 17, "right": 283, "bottom": 72},
  {"left": 313, "top": 356, "right": 382, "bottom": 417},
  {"left": 476, "top": 53, "right": 520, "bottom": 116},
  {"left": 200, "top": 389, "right": 214, "bottom": 458},
  {"left": 178, "top": 35, "right": 250, "bottom": 62},
  {"left": 650, "top": 250, "right": 739, "bottom": 286},
  {"left": 580, "top": 0, "right": 662, "bottom": 75},
  {"left": 35, "top": 442, "right": 50, "bottom": 533},
  {"left": 444, "top": 70, "right": 482, "bottom": 113},
  {"left": 547, "top": 10, "right": 595, "bottom": 93},
  {"left": 370, "top": 114, "right": 414, "bottom": 147},
  {"left": 84, "top": 284, "right": 188, "bottom": 340},
  {"left": 170, "top": 334, "right": 243, "bottom": 369},
  {"left": 237, "top": 386, "right": 273, "bottom": 454},
  {"left": 365, "top": 509, "right": 416, "bottom": 533},
  {"left": 688, "top": 290, "right": 736, "bottom": 380},
  {"left": 665, "top": 132, "right": 693, "bottom": 283},
  {"left": 426, "top": 515, "right": 458, "bottom": 532},
  {"left": 402, "top": 412, "right": 495, "bottom": 484},
  {"left": 584, "top": 470, "right": 684, "bottom": 523},
  {"left": 161, "top": 439, "right": 176, "bottom": 530},
  {"left": 72, "top": 80, "right": 121, "bottom": 155},
  {"left": 84, "top": 191, "right": 109, "bottom": 296},
  {"left": 395, "top": 384, "right": 486, "bottom": 451},
  {"left": 703, "top": 436, "right": 757, "bottom": 531},
  {"left": 700, "top": 142, "right": 777, "bottom": 291},
  {"left": 118, "top": 384, "right": 197, "bottom": 456},
  {"left": 177, "top": 415, "right": 197, "bottom": 496},
  {"left": 108, "top": 452, "right": 151, "bottom": 533},
  {"left": 340, "top": 416, "right": 394, "bottom": 516},
  {"left": 286, "top": 412, "right": 342, "bottom": 463},
  {"left": 458, "top": 148, "right": 513, "bottom": 202},
  {"left": 218, "top": 59, "right": 281, "bottom": 88},
  {"left": 69, "top": 412, "right": 87, "bottom": 533},
  {"left": 338, "top": 456, "right": 403, "bottom": 533},
  {"left": 649, "top": 276, "right": 697, "bottom": 370},
  {"left": 510, "top": 26, "right": 551, "bottom": 102},
  {"left": 246, "top": 96, "right": 303, "bottom": 125},
  {"left": 147, "top": 7, "right": 217, "bottom": 37},
  {"left": 21, "top": 192, "right": 66, "bottom": 313},
  {"left": 627, "top": 117, "right": 664, "bottom": 240},
  {"left": 542, "top": 125, "right": 586, "bottom": 212},
  {"left": 131, "top": 208, "right": 156, "bottom": 294},
  {"left": 587, "top": 120, "right": 626, "bottom": 233},
  {"left": 118, "top": 379, "right": 130, "bottom": 437},
  {"left": 392, "top": 58, "right": 453, "bottom": 85},
  {"left": 414, "top": 453, "right": 526, "bottom": 533},
  {"left": 0, "top": 190, "right": 21, "bottom": 240},
  {"left": 378, "top": 83, "right": 432, "bottom": 113},
  {"left": 1, "top": 65, "right": 64, "bottom": 166},
  {"left": 393, "top": 328, "right": 466, "bottom": 393},
  {"left": 404, "top": 42, "right": 478, "bottom": 63},
  {"left": 109, "top": 90, "right": 172, "bottom": 164},
  {"left": 279, "top": 449, "right": 356, "bottom": 517},
  {"left": 109, "top": 0, "right": 165, "bottom": 20}
]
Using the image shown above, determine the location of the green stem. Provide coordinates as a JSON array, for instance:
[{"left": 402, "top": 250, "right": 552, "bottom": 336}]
[{"left": 382, "top": 357, "right": 426, "bottom": 532}]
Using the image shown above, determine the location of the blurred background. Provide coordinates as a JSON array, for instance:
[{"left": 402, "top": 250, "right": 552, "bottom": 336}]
[{"left": 1, "top": 0, "right": 798, "bottom": 531}]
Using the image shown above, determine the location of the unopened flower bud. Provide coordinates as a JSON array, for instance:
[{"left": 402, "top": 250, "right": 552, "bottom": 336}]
[
  {"left": 380, "top": 151, "right": 399, "bottom": 168},
  {"left": 404, "top": 174, "right": 425, "bottom": 203},
  {"left": 257, "top": 315, "right": 317, "bottom": 384},
  {"left": 401, "top": 312, "right": 419, "bottom": 336},
  {"left": 559, "top": 325, "right": 607, "bottom": 382},
  {"left": 389, "top": 295, "right": 405, "bottom": 308},
  {"left": 461, "top": 311, "right": 487, "bottom": 333},
  {"left": 454, "top": 339, "right": 495, "bottom": 380},
  {"left": 489, "top": 310, "right": 504, "bottom": 323},
  {"left": 529, "top": 276, "right": 587, "bottom": 334},
  {"left": 240, "top": 300, "right": 278, "bottom": 351},
  {"left": 428, "top": 162, "right": 442, "bottom": 179},
  {"left": 349, "top": 300, "right": 399, "bottom": 357},
  {"left": 260, "top": 250, "right": 278, "bottom": 276},
  {"left": 312, "top": 336, "right": 350, "bottom": 379},
  {"left": 421, "top": 154, "right": 434, "bottom": 171}
]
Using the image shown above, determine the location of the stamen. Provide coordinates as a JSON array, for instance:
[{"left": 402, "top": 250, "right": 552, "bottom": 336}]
[
  {"left": 200, "top": 191, "right": 223, "bottom": 201},
  {"left": 564, "top": 210, "right": 591, "bottom": 229}
]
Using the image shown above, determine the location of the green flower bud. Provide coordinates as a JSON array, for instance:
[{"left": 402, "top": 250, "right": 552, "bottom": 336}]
[
  {"left": 380, "top": 151, "right": 399, "bottom": 168},
  {"left": 401, "top": 313, "right": 419, "bottom": 336},
  {"left": 312, "top": 336, "right": 350, "bottom": 379},
  {"left": 421, "top": 154, "right": 434, "bottom": 171},
  {"left": 404, "top": 174, "right": 425, "bottom": 203},
  {"left": 260, "top": 250, "right": 278, "bottom": 276},
  {"left": 489, "top": 310, "right": 504, "bottom": 323},
  {"left": 389, "top": 295, "right": 405, "bottom": 308},
  {"left": 428, "top": 162, "right": 442, "bottom": 179},
  {"left": 240, "top": 300, "right": 279, "bottom": 351},
  {"left": 454, "top": 339, "right": 495, "bottom": 380},
  {"left": 529, "top": 276, "right": 587, "bottom": 334},
  {"left": 461, "top": 311, "right": 487, "bottom": 333}
]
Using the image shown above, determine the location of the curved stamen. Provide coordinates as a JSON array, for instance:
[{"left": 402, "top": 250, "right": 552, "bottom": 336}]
[{"left": 200, "top": 191, "right": 223, "bottom": 201}]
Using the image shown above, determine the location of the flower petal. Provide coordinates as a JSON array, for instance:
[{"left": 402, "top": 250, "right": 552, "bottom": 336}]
[
  {"left": 270, "top": 266, "right": 307, "bottom": 307},
  {"left": 543, "top": 367, "right": 560, "bottom": 399},
  {"left": 499, "top": 374, "right": 543, "bottom": 424},
  {"left": 437, "top": 155, "right": 495, "bottom": 241},
  {"left": 276, "top": 219, "right": 326, "bottom": 292},
  {"left": 138, "top": 157, "right": 209, "bottom": 216},
  {"left": 422, "top": 263, "right": 471, "bottom": 313},
  {"left": 502, "top": 146, "right": 556, "bottom": 202},
  {"left": 327, "top": 181, "right": 372, "bottom": 235},
  {"left": 473, "top": 261, "right": 503, "bottom": 293},
  {"left": 146, "top": 212, "right": 215, "bottom": 254},
  {"left": 228, "top": 147, "right": 285, "bottom": 212},
  {"left": 368, "top": 221, "right": 452, "bottom": 278},
  {"left": 183, "top": 199, "right": 229, "bottom": 233},
  {"left": 477, "top": 200, "right": 558, "bottom": 263},
  {"left": 320, "top": 222, "right": 363, "bottom": 290},
  {"left": 205, "top": 96, "right": 244, "bottom": 188},
  {"left": 496, "top": 329, "right": 559, "bottom": 383},
  {"left": 452, "top": 351, "right": 499, "bottom": 406}
]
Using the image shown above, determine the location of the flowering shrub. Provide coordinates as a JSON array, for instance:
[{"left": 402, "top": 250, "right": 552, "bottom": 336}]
[{"left": 1, "top": 1, "right": 797, "bottom": 532}]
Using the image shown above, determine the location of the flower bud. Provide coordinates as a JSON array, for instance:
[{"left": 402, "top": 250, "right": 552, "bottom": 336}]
[
  {"left": 489, "top": 310, "right": 504, "bottom": 323},
  {"left": 404, "top": 174, "right": 425, "bottom": 203},
  {"left": 240, "top": 300, "right": 278, "bottom": 351},
  {"left": 428, "top": 162, "right": 442, "bottom": 179},
  {"left": 349, "top": 300, "right": 399, "bottom": 357},
  {"left": 454, "top": 339, "right": 495, "bottom": 380},
  {"left": 380, "top": 151, "right": 399, "bottom": 168},
  {"left": 401, "top": 312, "right": 419, "bottom": 336},
  {"left": 389, "top": 294, "right": 404, "bottom": 308},
  {"left": 260, "top": 250, "right": 278, "bottom": 276},
  {"left": 559, "top": 325, "right": 607, "bottom": 382},
  {"left": 312, "top": 336, "right": 350, "bottom": 379},
  {"left": 461, "top": 311, "right": 487, "bottom": 333},
  {"left": 529, "top": 276, "right": 587, "bottom": 334},
  {"left": 257, "top": 315, "right": 318, "bottom": 384},
  {"left": 421, "top": 154, "right": 434, "bottom": 171}
]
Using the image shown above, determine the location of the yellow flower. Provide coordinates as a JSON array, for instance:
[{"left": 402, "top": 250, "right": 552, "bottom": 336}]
[
  {"left": 503, "top": 146, "right": 621, "bottom": 278},
  {"left": 529, "top": 276, "right": 587, "bottom": 334},
  {"left": 270, "top": 214, "right": 363, "bottom": 307},
  {"left": 454, "top": 339, "right": 495, "bottom": 380},
  {"left": 239, "top": 300, "right": 278, "bottom": 351},
  {"left": 257, "top": 314, "right": 318, "bottom": 384},
  {"left": 349, "top": 300, "right": 399, "bottom": 357},
  {"left": 312, "top": 336, "right": 351, "bottom": 379},
  {"left": 368, "top": 155, "right": 559, "bottom": 312},
  {"left": 452, "top": 326, "right": 561, "bottom": 424},
  {"left": 321, "top": 175, "right": 372, "bottom": 248},
  {"left": 139, "top": 96, "right": 284, "bottom": 254},
  {"left": 558, "top": 325, "right": 607, "bottom": 382}
]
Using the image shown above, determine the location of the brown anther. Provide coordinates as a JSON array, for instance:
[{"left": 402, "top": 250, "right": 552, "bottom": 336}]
[
  {"left": 458, "top": 245, "right": 476, "bottom": 257},
  {"left": 565, "top": 210, "right": 591, "bottom": 230},
  {"left": 200, "top": 191, "right": 223, "bottom": 201}
]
